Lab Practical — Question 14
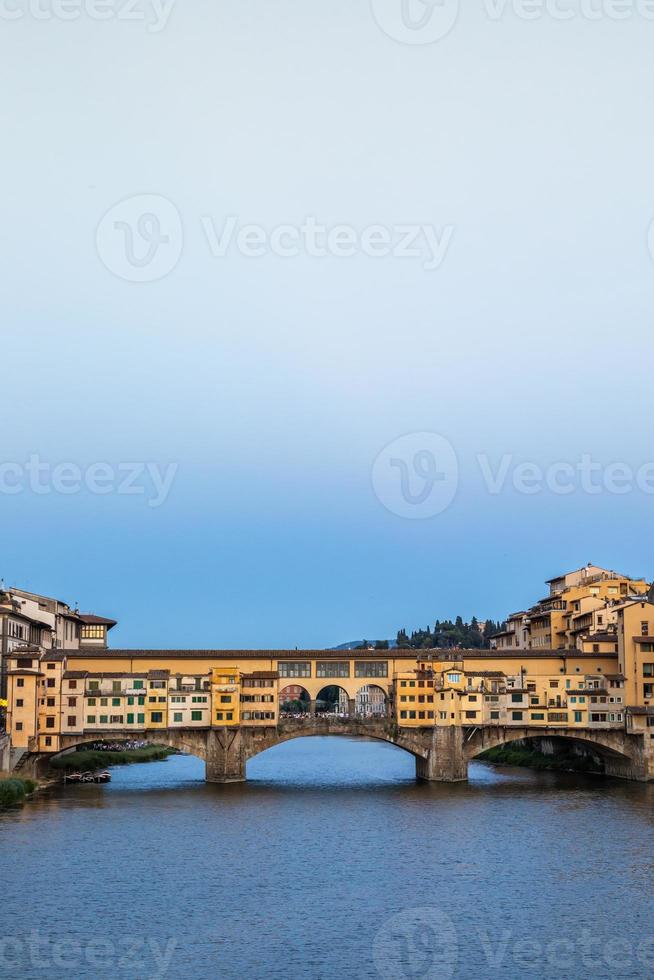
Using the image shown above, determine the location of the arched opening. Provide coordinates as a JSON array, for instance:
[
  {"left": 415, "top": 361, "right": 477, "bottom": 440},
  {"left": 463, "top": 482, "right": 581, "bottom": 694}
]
[
  {"left": 279, "top": 685, "right": 311, "bottom": 717},
  {"left": 355, "top": 684, "right": 387, "bottom": 718},
  {"left": 246, "top": 734, "right": 418, "bottom": 786},
  {"left": 469, "top": 733, "right": 634, "bottom": 778},
  {"left": 315, "top": 686, "right": 349, "bottom": 717}
]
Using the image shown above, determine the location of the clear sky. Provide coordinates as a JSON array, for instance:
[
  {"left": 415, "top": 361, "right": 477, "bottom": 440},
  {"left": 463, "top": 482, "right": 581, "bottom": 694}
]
[{"left": 2, "top": 1, "right": 654, "bottom": 648}]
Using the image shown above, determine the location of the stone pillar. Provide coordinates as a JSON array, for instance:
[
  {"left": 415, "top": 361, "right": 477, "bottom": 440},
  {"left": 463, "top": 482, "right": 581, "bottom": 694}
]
[
  {"left": 205, "top": 728, "right": 246, "bottom": 783},
  {"left": 309, "top": 700, "right": 317, "bottom": 717},
  {"left": 348, "top": 698, "right": 356, "bottom": 719},
  {"left": 416, "top": 726, "right": 468, "bottom": 782}
]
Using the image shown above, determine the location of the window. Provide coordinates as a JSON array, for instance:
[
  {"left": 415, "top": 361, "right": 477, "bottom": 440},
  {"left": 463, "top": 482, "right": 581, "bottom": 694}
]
[
  {"left": 127, "top": 713, "right": 134, "bottom": 724},
  {"left": 278, "top": 662, "right": 311, "bottom": 678},
  {"left": 15, "top": 722, "right": 23, "bottom": 731},
  {"left": 133, "top": 680, "right": 144, "bottom": 690},
  {"left": 68, "top": 697, "right": 77, "bottom": 707},
  {"left": 465, "top": 711, "right": 477, "bottom": 719},
  {"left": 46, "top": 698, "right": 55, "bottom": 707},
  {"left": 87, "top": 715, "right": 96, "bottom": 724},
  {"left": 112, "top": 681, "right": 121, "bottom": 693},
  {"left": 99, "top": 715, "right": 108, "bottom": 724},
  {"left": 220, "top": 696, "right": 231, "bottom": 703},
  {"left": 137, "top": 713, "right": 145, "bottom": 724},
  {"left": 151, "top": 712, "right": 163, "bottom": 723},
  {"left": 16, "top": 678, "right": 24, "bottom": 688},
  {"left": 45, "top": 717, "right": 55, "bottom": 728},
  {"left": 68, "top": 680, "right": 77, "bottom": 690},
  {"left": 127, "top": 696, "right": 134, "bottom": 705},
  {"left": 88, "top": 681, "right": 99, "bottom": 690},
  {"left": 316, "top": 662, "right": 350, "bottom": 678},
  {"left": 490, "top": 711, "right": 500, "bottom": 720},
  {"left": 81, "top": 624, "right": 105, "bottom": 639},
  {"left": 511, "top": 711, "right": 523, "bottom": 721},
  {"left": 191, "top": 696, "right": 207, "bottom": 703},
  {"left": 644, "top": 664, "right": 654, "bottom": 677},
  {"left": 47, "top": 678, "right": 55, "bottom": 688},
  {"left": 574, "top": 711, "right": 583, "bottom": 723},
  {"left": 100, "top": 698, "right": 108, "bottom": 707},
  {"left": 150, "top": 681, "right": 166, "bottom": 689},
  {"left": 67, "top": 716, "right": 76, "bottom": 726},
  {"left": 511, "top": 693, "right": 522, "bottom": 703},
  {"left": 44, "top": 736, "right": 51, "bottom": 746},
  {"left": 173, "top": 712, "right": 183, "bottom": 722},
  {"left": 16, "top": 699, "right": 23, "bottom": 708},
  {"left": 447, "top": 673, "right": 461, "bottom": 683},
  {"left": 355, "top": 662, "right": 388, "bottom": 678},
  {"left": 531, "top": 713, "right": 545, "bottom": 720},
  {"left": 191, "top": 711, "right": 203, "bottom": 721},
  {"left": 226, "top": 712, "right": 233, "bottom": 721},
  {"left": 87, "top": 698, "right": 96, "bottom": 706},
  {"left": 216, "top": 712, "right": 224, "bottom": 720},
  {"left": 110, "top": 715, "right": 123, "bottom": 723},
  {"left": 643, "top": 622, "right": 650, "bottom": 636},
  {"left": 112, "top": 698, "right": 120, "bottom": 706}
]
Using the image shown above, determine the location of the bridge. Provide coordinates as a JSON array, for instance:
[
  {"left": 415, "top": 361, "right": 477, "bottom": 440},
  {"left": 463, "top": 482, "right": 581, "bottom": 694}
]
[
  {"left": 21, "top": 716, "right": 654, "bottom": 784},
  {"left": 6, "top": 646, "right": 654, "bottom": 784}
]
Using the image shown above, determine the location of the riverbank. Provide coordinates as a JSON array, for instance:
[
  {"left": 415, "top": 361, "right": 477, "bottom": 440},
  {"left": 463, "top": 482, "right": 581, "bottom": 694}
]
[
  {"left": 477, "top": 744, "right": 603, "bottom": 774},
  {"left": 49, "top": 745, "right": 177, "bottom": 774},
  {"left": 0, "top": 777, "right": 38, "bottom": 807}
]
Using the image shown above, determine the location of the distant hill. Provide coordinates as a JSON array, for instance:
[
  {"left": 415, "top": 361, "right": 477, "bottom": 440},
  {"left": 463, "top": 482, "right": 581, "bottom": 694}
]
[
  {"left": 330, "top": 640, "right": 397, "bottom": 651},
  {"left": 330, "top": 617, "right": 504, "bottom": 653}
]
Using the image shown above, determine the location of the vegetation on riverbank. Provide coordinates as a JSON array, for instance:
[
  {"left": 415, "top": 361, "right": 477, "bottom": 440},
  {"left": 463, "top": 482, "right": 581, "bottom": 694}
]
[
  {"left": 49, "top": 745, "right": 176, "bottom": 773},
  {"left": 0, "top": 777, "right": 38, "bottom": 807},
  {"left": 477, "top": 744, "right": 603, "bottom": 773}
]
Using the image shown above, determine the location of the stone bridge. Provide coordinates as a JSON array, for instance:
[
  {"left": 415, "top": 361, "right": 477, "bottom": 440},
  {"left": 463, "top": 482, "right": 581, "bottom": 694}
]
[{"left": 20, "top": 720, "right": 654, "bottom": 783}]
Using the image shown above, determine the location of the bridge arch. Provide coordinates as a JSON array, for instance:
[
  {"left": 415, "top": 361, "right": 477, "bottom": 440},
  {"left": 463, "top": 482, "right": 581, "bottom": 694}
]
[
  {"left": 465, "top": 727, "right": 640, "bottom": 779},
  {"left": 355, "top": 684, "right": 387, "bottom": 718},
  {"left": 278, "top": 685, "right": 311, "bottom": 714},
  {"left": 315, "top": 685, "right": 349, "bottom": 715}
]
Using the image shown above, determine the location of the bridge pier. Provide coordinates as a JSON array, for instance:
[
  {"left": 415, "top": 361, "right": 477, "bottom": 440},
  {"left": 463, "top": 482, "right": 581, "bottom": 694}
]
[
  {"left": 416, "top": 727, "right": 468, "bottom": 782},
  {"left": 205, "top": 728, "right": 246, "bottom": 783}
]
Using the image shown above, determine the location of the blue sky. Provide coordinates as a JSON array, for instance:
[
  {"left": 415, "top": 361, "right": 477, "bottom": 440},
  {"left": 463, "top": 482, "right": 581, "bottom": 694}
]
[{"left": 2, "top": 2, "right": 654, "bottom": 647}]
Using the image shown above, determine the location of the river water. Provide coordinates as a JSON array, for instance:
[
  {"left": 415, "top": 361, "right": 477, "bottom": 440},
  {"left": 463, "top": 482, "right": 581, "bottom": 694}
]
[{"left": 2, "top": 737, "right": 654, "bottom": 980}]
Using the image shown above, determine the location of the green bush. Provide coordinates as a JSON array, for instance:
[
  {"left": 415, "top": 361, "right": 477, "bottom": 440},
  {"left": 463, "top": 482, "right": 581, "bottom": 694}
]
[
  {"left": 477, "top": 745, "right": 602, "bottom": 773},
  {"left": 0, "top": 777, "right": 37, "bottom": 806},
  {"left": 49, "top": 745, "right": 175, "bottom": 772}
]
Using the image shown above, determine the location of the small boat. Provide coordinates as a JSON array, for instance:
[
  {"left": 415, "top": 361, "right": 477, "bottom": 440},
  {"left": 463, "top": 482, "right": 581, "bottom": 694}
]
[
  {"left": 94, "top": 772, "right": 111, "bottom": 783},
  {"left": 81, "top": 772, "right": 95, "bottom": 783},
  {"left": 64, "top": 772, "right": 83, "bottom": 784}
]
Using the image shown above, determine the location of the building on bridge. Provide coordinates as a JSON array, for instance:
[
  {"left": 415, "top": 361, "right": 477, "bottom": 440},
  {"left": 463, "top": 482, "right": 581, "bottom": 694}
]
[{"left": 4, "top": 567, "right": 654, "bottom": 782}]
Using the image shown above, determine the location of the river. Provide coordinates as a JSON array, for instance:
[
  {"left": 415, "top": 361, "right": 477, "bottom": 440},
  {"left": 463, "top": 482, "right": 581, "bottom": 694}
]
[{"left": 2, "top": 737, "right": 654, "bottom": 979}]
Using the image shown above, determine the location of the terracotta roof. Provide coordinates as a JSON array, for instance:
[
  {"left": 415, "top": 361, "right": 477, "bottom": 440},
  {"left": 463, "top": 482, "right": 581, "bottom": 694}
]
[{"left": 79, "top": 614, "right": 117, "bottom": 628}]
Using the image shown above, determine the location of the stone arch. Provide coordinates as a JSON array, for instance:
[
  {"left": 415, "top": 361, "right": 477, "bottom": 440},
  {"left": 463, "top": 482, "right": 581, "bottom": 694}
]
[
  {"left": 315, "top": 685, "right": 349, "bottom": 716},
  {"left": 465, "top": 727, "right": 640, "bottom": 779},
  {"left": 278, "top": 685, "right": 311, "bottom": 715},
  {"left": 355, "top": 684, "right": 387, "bottom": 718},
  {"left": 241, "top": 721, "right": 429, "bottom": 767}
]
